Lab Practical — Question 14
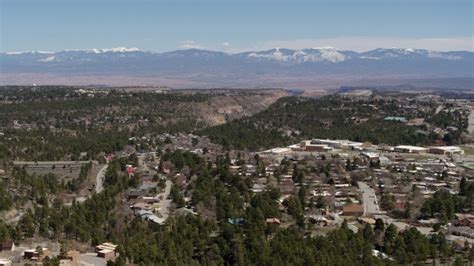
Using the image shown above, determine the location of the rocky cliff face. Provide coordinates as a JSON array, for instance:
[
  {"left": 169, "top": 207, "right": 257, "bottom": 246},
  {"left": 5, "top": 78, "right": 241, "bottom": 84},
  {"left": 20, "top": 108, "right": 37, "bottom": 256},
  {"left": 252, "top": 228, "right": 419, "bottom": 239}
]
[{"left": 194, "top": 89, "right": 289, "bottom": 126}]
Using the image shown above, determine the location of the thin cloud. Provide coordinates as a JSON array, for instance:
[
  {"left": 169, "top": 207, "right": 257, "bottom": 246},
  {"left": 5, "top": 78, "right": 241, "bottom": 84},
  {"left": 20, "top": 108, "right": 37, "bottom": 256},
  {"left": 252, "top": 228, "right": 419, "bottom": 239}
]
[{"left": 178, "top": 40, "right": 203, "bottom": 49}]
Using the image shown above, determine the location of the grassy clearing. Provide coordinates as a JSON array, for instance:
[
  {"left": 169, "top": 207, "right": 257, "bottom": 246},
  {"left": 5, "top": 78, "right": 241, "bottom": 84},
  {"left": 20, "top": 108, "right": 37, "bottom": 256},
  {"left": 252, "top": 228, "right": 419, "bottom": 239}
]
[
  {"left": 461, "top": 146, "right": 474, "bottom": 156},
  {"left": 462, "top": 162, "right": 474, "bottom": 170}
]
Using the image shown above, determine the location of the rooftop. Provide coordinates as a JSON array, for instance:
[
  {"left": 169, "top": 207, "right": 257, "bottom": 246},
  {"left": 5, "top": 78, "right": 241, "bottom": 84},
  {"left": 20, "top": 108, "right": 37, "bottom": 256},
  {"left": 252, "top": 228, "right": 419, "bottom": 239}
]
[
  {"left": 384, "top": 116, "right": 407, "bottom": 122},
  {"left": 395, "top": 145, "right": 427, "bottom": 151}
]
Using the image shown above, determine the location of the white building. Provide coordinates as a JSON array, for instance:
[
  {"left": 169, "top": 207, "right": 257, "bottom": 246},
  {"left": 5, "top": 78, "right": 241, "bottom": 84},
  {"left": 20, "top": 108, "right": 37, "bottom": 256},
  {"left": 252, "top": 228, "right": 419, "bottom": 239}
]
[
  {"left": 311, "top": 139, "right": 363, "bottom": 150},
  {"left": 394, "top": 145, "right": 428, "bottom": 154},
  {"left": 0, "top": 259, "right": 12, "bottom": 266}
]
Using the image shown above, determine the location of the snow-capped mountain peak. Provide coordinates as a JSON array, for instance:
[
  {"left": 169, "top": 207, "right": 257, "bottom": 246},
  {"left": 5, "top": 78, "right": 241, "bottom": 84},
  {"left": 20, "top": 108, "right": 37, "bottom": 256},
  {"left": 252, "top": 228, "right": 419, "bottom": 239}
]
[
  {"left": 38, "top": 56, "right": 56, "bottom": 62},
  {"left": 360, "top": 47, "right": 427, "bottom": 59},
  {"left": 0, "top": 47, "right": 471, "bottom": 87},
  {"left": 91, "top": 47, "right": 141, "bottom": 53},
  {"left": 247, "top": 48, "right": 292, "bottom": 61},
  {"left": 5, "top": 51, "right": 54, "bottom": 55},
  {"left": 1, "top": 47, "right": 471, "bottom": 74},
  {"left": 304, "top": 47, "right": 347, "bottom": 62},
  {"left": 246, "top": 47, "right": 348, "bottom": 63},
  {"left": 83, "top": 47, "right": 141, "bottom": 53},
  {"left": 5, "top": 47, "right": 143, "bottom": 55},
  {"left": 59, "top": 47, "right": 142, "bottom": 54}
]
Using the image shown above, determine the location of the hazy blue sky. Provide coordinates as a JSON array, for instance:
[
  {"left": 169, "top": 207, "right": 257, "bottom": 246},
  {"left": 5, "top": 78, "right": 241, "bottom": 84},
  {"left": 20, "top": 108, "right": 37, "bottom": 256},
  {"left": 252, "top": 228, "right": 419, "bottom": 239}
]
[{"left": 1, "top": 0, "right": 473, "bottom": 52}]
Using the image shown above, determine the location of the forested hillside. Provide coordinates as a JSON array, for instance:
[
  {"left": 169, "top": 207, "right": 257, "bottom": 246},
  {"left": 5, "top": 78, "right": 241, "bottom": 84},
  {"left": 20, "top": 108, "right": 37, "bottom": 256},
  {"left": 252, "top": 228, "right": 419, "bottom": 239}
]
[
  {"left": 0, "top": 86, "right": 285, "bottom": 161},
  {"left": 1, "top": 156, "right": 463, "bottom": 265},
  {"left": 201, "top": 94, "right": 467, "bottom": 150}
]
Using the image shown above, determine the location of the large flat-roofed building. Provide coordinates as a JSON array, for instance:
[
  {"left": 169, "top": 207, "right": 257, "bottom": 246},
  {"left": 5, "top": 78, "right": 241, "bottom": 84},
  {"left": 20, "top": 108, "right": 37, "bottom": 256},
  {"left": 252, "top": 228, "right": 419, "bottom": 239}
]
[
  {"left": 394, "top": 145, "right": 428, "bottom": 154},
  {"left": 300, "top": 140, "right": 332, "bottom": 152},
  {"left": 361, "top": 152, "right": 379, "bottom": 160},
  {"left": 311, "top": 139, "right": 341, "bottom": 148},
  {"left": 429, "top": 146, "right": 464, "bottom": 156},
  {"left": 311, "top": 139, "right": 363, "bottom": 150}
]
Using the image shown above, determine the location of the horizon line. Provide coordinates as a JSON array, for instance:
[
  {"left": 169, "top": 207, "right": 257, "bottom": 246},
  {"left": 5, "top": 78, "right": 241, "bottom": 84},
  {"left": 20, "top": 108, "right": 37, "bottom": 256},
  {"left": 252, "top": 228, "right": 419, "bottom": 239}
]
[{"left": 3, "top": 46, "right": 474, "bottom": 55}]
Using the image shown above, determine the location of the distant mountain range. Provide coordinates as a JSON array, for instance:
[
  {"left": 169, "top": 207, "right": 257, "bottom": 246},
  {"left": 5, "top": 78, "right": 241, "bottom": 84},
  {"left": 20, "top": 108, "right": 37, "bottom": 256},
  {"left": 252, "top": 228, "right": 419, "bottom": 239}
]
[{"left": 1, "top": 47, "right": 473, "bottom": 89}]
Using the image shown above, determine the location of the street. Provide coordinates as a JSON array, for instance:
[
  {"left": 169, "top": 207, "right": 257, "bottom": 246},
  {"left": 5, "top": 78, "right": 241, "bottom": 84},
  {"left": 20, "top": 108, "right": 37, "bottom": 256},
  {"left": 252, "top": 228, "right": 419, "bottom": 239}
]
[
  {"left": 358, "top": 182, "right": 433, "bottom": 235},
  {"left": 95, "top": 165, "right": 108, "bottom": 193},
  {"left": 468, "top": 106, "right": 474, "bottom": 139},
  {"left": 358, "top": 182, "right": 381, "bottom": 216},
  {"left": 157, "top": 180, "right": 172, "bottom": 221}
]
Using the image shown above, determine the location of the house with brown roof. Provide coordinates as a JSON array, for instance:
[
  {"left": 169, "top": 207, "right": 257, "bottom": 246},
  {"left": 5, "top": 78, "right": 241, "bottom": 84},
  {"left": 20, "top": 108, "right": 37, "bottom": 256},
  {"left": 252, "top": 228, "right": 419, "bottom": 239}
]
[
  {"left": 454, "top": 214, "right": 474, "bottom": 228},
  {"left": 342, "top": 204, "right": 364, "bottom": 217},
  {"left": 96, "top": 242, "right": 118, "bottom": 261},
  {"left": 279, "top": 178, "right": 295, "bottom": 195},
  {"left": 59, "top": 250, "right": 81, "bottom": 265},
  {"left": 23, "top": 248, "right": 52, "bottom": 262},
  {"left": 0, "top": 239, "right": 14, "bottom": 251}
]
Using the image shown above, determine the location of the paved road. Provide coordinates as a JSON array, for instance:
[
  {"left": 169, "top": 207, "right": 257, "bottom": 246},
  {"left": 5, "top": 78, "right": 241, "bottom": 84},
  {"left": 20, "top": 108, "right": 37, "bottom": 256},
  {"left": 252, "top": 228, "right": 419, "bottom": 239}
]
[
  {"left": 357, "top": 182, "right": 434, "bottom": 235},
  {"left": 158, "top": 180, "right": 173, "bottom": 221},
  {"left": 136, "top": 155, "right": 173, "bottom": 223},
  {"left": 468, "top": 106, "right": 474, "bottom": 138},
  {"left": 13, "top": 160, "right": 98, "bottom": 166},
  {"left": 95, "top": 165, "right": 108, "bottom": 193},
  {"left": 80, "top": 253, "right": 107, "bottom": 266},
  {"left": 358, "top": 182, "right": 381, "bottom": 216}
]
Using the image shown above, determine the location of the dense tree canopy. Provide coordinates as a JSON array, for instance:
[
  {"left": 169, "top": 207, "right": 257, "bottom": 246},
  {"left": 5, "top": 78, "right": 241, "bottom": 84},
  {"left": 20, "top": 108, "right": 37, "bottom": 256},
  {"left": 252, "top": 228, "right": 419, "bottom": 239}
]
[{"left": 200, "top": 95, "right": 461, "bottom": 151}]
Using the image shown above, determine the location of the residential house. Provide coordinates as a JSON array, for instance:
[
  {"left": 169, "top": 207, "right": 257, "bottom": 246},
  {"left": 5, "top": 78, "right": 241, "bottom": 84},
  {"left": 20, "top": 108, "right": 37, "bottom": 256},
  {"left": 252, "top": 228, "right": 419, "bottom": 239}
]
[
  {"left": 265, "top": 218, "right": 281, "bottom": 225},
  {"left": 60, "top": 250, "right": 81, "bottom": 265},
  {"left": 23, "top": 248, "right": 53, "bottom": 262},
  {"left": 95, "top": 243, "right": 118, "bottom": 260},
  {"left": 0, "top": 239, "right": 14, "bottom": 251},
  {"left": 343, "top": 204, "right": 364, "bottom": 217}
]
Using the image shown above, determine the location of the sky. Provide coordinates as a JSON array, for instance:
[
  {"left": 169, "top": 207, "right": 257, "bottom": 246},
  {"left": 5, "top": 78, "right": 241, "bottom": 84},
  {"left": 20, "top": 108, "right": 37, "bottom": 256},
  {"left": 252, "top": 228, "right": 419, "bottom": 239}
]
[{"left": 1, "top": 0, "right": 473, "bottom": 53}]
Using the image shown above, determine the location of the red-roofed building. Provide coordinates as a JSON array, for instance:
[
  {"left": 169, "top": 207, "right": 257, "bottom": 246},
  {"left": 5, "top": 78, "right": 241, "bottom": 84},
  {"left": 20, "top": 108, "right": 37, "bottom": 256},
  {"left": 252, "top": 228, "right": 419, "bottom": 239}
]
[
  {"left": 126, "top": 166, "right": 136, "bottom": 177},
  {"left": 395, "top": 201, "right": 406, "bottom": 211}
]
